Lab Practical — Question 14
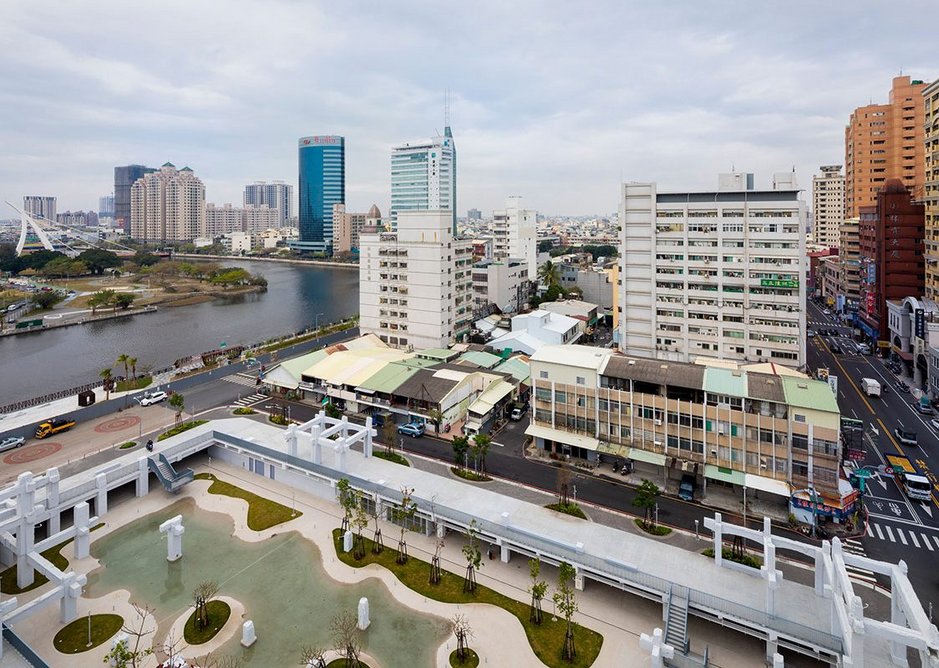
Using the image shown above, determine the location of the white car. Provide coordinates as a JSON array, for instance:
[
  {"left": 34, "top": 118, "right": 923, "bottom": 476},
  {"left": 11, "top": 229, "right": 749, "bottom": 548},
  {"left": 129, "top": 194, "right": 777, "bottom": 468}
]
[
  {"left": 139, "top": 391, "right": 169, "bottom": 406},
  {"left": 0, "top": 436, "right": 25, "bottom": 452}
]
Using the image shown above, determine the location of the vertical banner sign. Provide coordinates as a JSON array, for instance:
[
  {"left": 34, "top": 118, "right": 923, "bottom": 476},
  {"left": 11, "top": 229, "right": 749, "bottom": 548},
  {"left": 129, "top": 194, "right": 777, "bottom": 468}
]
[{"left": 915, "top": 308, "right": 925, "bottom": 340}]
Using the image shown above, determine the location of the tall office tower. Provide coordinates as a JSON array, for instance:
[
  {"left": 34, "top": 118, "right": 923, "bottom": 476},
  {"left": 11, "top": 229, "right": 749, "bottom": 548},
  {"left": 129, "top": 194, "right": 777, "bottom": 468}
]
[
  {"left": 98, "top": 195, "right": 115, "bottom": 219},
  {"left": 22, "top": 196, "right": 56, "bottom": 222},
  {"left": 845, "top": 76, "right": 927, "bottom": 218},
  {"left": 114, "top": 165, "right": 156, "bottom": 234},
  {"left": 292, "top": 135, "right": 345, "bottom": 254},
  {"left": 811, "top": 166, "right": 845, "bottom": 248},
  {"left": 359, "top": 210, "right": 473, "bottom": 350},
  {"left": 491, "top": 197, "right": 538, "bottom": 280},
  {"left": 243, "top": 181, "right": 293, "bottom": 227},
  {"left": 130, "top": 163, "right": 205, "bottom": 242},
  {"left": 618, "top": 172, "right": 807, "bottom": 368},
  {"left": 924, "top": 78, "right": 939, "bottom": 299},
  {"left": 390, "top": 126, "right": 456, "bottom": 231}
]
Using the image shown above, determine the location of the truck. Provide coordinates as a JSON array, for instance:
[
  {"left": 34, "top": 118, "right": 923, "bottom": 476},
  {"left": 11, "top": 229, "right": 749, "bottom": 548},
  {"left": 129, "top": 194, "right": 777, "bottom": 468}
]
[
  {"left": 861, "top": 378, "right": 881, "bottom": 397},
  {"left": 886, "top": 453, "right": 933, "bottom": 502},
  {"left": 35, "top": 417, "right": 76, "bottom": 439}
]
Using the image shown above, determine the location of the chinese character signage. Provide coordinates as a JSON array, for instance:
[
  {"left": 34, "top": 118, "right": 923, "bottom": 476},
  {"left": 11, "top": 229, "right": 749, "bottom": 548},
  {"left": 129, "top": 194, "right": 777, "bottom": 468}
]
[
  {"left": 759, "top": 279, "right": 799, "bottom": 288},
  {"left": 915, "top": 308, "right": 925, "bottom": 339}
]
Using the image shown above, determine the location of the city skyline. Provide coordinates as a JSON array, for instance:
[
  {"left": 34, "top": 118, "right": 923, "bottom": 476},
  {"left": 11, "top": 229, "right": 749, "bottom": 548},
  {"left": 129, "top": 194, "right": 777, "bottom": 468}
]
[{"left": 0, "top": 2, "right": 934, "bottom": 215}]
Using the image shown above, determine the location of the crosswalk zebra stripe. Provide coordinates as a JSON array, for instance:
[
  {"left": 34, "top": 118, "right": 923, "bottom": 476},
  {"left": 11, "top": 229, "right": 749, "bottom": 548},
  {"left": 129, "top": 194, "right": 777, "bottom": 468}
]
[
  {"left": 897, "top": 529, "right": 908, "bottom": 546},
  {"left": 885, "top": 525, "right": 895, "bottom": 542},
  {"left": 866, "top": 523, "right": 873, "bottom": 538},
  {"left": 909, "top": 532, "right": 921, "bottom": 548},
  {"left": 923, "top": 535, "right": 934, "bottom": 551},
  {"left": 874, "top": 524, "right": 884, "bottom": 540},
  {"left": 934, "top": 535, "right": 939, "bottom": 550}
]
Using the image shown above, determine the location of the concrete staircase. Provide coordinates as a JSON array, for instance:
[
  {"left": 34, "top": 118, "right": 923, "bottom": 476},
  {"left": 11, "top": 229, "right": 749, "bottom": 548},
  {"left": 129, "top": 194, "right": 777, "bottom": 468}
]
[
  {"left": 147, "top": 453, "right": 194, "bottom": 493},
  {"left": 665, "top": 584, "right": 690, "bottom": 655}
]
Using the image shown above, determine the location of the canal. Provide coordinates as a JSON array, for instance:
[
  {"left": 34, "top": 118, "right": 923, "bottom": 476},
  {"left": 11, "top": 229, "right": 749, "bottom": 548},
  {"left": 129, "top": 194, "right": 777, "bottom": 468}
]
[{"left": 0, "top": 260, "right": 359, "bottom": 405}]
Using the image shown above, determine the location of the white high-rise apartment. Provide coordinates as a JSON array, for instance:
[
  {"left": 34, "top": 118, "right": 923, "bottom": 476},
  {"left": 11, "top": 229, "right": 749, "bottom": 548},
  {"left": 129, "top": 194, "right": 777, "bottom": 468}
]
[
  {"left": 491, "top": 197, "right": 537, "bottom": 280},
  {"left": 23, "top": 196, "right": 56, "bottom": 222},
  {"left": 390, "top": 126, "right": 456, "bottom": 230},
  {"left": 619, "top": 172, "right": 806, "bottom": 368},
  {"left": 811, "top": 165, "right": 845, "bottom": 248},
  {"left": 130, "top": 163, "right": 205, "bottom": 242},
  {"left": 359, "top": 210, "right": 473, "bottom": 350},
  {"left": 205, "top": 203, "right": 279, "bottom": 237},
  {"left": 244, "top": 181, "right": 293, "bottom": 227}
]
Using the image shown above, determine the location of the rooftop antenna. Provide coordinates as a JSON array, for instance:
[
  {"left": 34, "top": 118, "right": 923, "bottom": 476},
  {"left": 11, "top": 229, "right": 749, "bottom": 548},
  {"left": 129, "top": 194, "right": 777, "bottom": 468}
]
[{"left": 445, "top": 88, "right": 450, "bottom": 127}]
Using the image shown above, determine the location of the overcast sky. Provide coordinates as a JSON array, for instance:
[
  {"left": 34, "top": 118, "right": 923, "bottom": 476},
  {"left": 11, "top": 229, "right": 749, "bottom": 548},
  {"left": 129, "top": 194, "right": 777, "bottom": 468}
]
[{"left": 1, "top": 1, "right": 935, "bottom": 217}]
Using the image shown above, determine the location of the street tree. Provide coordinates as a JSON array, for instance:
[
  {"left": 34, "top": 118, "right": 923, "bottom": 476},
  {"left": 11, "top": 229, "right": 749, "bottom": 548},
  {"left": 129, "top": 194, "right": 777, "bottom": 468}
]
[
  {"left": 537, "top": 260, "right": 561, "bottom": 290},
  {"left": 451, "top": 435, "right": 469, "bottom": 471},
  {"left": 632, "top": 478, "right": 661, "bottom": 529},
  {"left": 88, "top": 288, "right": 117, "bottom": 314},
  {"left": 556, "top": 464, "right": 572, "bottom": 506},
  {"left": 114, "top": 293, "right": 136, "bottom": 310},
  {"left": 77, "top": 248, "right": 121, "bottom": 275},
  {"left": 351, "top": 489, "right": 369, "bottom": 559},
  {"left": 471, "top": 434, "right": 491, "bottom": 474},
  {"left": 101, "top": 604, "right": 155, "bottom": 667},
  {"left": 33, "top": 290, "right": 59, "bottom": 309},
  {"left": 450, "top": 614, "right": 473, "bottom": 663},
  {"left": 552, "top": 561, "right": 578, "bottom": 661},
  {"left": 430, "top": 536, "right": 445, "bottom": 585},
  {"left": 462, "top": 520, "right": 483, "bottom": 593},
  {"left": 528, "top": 558, "right": 548, "bottom": 624},
  {"left": 330, "top": 610, "right": 362, "bottom": 668},
  {"left": 337, "top": 478, "right": 355, "bottom": 534},
  {"left": 369, "top": 496, "right": 384, "bottom": 554},
  {"left": 100, "top": 368, "right": 114, "bottom": 400},
  {"left": 426, "top": 408, "right": 444, "bottom": 434},
  {"left": 392, "top": 486, "right": 417, "bottom": 564},
  {"left": 169, "top": 392, "right": 185, "bottom": 423},
  {"left": 192, "top": 580, "right": 219, "bottom": 630},
  {"left": 381, "top": 420, "right": 397, "bottom": 454}
]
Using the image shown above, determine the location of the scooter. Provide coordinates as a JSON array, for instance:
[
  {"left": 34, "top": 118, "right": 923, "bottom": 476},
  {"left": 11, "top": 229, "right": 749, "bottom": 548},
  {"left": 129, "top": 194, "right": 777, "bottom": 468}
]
[
  {"left": 612, "top": 462, "right": 620, "bottom": 473},
  {"left": 146, "top": 439, "right": 154, "bottom": 452}
]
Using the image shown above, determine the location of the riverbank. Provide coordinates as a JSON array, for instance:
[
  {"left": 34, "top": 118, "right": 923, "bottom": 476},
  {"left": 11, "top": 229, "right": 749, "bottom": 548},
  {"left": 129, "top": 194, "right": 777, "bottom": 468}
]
[
  {"left": 0, "top": 305, "right": 159, "bottom": 338},
  {"left": 174, "top": 253, "right": 359, "bottom": 270}
]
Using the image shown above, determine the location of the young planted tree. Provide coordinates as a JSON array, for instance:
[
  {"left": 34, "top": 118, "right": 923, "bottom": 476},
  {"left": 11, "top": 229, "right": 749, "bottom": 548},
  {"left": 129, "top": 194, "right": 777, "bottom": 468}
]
[
  {"left": 337, "top": 478, "right": 355, "bottom": 534},
  {"left": 552, "top": 561, "right": 578, "bottom": 662},
  {"left": 472, "top": 434, "right": 492, "bottom": 474},
  {"left": 556, "top": 464, "right": 572, "bottom": 507},
  {"left": 430, "top": 537, "right": 445, "bottom": 585},
  {"left": 451, "top": 614, "right": 473, "bottom": 663},
  {"left": 462, "top": 520, "right": 483, "bottom": 593},
  {"left": 298, "top": 646, "right": 327, "bottom": 668},
  {"left": 632, "top": 478, "right": 661, "bottom": 529},
  {"left": 452, "top": 435, "right": 469, "bottom": 471},
  {"left": 102, "top": 604, "right": 155, "bottom": 668},
  {"left": 330, "top": 610, "right": 362, "bottom": 668},
  {"left": 369, "top": 496, "right": 384, "bottom": 554},
  {"left": 351, "top": 490, "right": 369, "bottom": 560},
  {"left": 192, "top": 580, "right": 220, "bottom": 630},
  {"left": 427, "top": 408, "right": 444, "bottom": 434},
  {"left": 392, "top": 486, "right": 417, "bottom": 564},
  {"left": 100, "top": 368, "right": 114, "bottom": 400},
  {"left": 528, "top": 558, "right": 548, "bottom": 624},
  {"left": 381, "top": 420, "right": 397, "bottom": 454},
  {"left": 169, "top": 392, "right": 185, "bottom": 423}
]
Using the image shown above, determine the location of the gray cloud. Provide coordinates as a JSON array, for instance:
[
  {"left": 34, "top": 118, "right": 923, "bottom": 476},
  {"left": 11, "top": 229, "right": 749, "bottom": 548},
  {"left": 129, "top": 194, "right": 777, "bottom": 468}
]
[{"left": 1, "top": 0, "right": 935, "bottom": 216}]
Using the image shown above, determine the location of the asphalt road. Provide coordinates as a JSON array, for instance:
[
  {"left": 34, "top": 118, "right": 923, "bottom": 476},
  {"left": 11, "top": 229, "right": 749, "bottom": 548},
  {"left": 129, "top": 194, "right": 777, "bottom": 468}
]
[{"left": 806, "top": 300, "right": 939, "bottom": 611}]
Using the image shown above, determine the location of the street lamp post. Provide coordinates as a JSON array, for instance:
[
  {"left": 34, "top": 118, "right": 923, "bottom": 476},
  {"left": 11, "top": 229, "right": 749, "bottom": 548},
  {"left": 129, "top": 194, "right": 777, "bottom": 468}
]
[{"left": 315, "top": 312, "right": 325, "bottom": 332}]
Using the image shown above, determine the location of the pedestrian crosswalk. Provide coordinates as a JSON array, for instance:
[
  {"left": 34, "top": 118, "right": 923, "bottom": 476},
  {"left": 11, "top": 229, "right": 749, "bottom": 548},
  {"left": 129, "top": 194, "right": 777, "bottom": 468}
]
[
  {"left": 841, "top": 538, "right": 878, "bottom": 587},
  {"left": 232, "top": 393, "right": 266, "bottom": 407},
  {"left": 223, "top": 374, "right": 260, "bottom": 388},
  {"left": 868, "top": 521, "right": 939, "bottom": 552}
]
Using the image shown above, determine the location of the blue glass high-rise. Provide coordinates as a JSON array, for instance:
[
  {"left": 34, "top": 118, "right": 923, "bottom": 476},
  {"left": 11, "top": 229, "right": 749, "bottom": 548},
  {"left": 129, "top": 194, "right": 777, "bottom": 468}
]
[{"left": 293, "top": 136, "right": 345, "bottom": 254}]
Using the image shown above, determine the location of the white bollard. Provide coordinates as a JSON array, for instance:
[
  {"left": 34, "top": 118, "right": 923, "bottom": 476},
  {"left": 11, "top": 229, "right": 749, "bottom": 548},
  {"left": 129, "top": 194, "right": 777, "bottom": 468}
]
[
  {"left": 241, "top": 620, "right": 257, "bottom": 647},
  {"left": 343, "top": 530, "right": 354, "bottom": 553},
  {"left": 357, "top": 597, "right": 370, "bottom": 630}
]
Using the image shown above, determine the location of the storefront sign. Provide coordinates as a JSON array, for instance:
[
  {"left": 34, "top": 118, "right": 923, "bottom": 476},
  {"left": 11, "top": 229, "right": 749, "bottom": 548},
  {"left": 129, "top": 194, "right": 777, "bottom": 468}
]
[
  {"left": 915, "top": 308, "right": 925, "bottom": 339},
  {"left": 760, "top": 279, "right": 798, "bottom": 288}
]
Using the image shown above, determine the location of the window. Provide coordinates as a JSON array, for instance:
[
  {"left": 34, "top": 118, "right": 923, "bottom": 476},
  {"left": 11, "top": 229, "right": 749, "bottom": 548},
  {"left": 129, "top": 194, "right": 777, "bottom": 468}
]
[
  {"left": 794, "top": 414, "right": 806, "bottom": 423},
  {"left": 576, "top": 376, "right": 585, "bottom": 385},
  {"left": 539, "top": 370, "right": 549, "bottom": 379},
  {"left": 554, "top": 391, "right": 567, "bottom": 403}
]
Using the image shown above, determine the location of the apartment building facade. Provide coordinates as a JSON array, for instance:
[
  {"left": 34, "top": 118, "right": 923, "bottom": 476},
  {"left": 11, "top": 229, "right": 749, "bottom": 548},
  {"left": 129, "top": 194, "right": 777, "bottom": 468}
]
[
  {"left": 924, "top": 78, "right": 939, "bottom": 300},
  {"left": 359, "top": 210, "right": 473, "bottom": 350},
  {"left": 244, "top": 181, "right": 293, "bottom": 227},
  {"left": 471, "top": 258, "right": 529, "bottom": 315},
  {"left": 811, "top": 165, "right": 845, "bottom": 248},
  {"left": 491, "top": 198, "right": 537, "bottom": 281},
  {"left": 130, "top": 163, "right": 205, "bottom": 242},
  {"left": 845, "top": 76, "right": 927, "bottom": 218},
  {"left": 332, "top": 203, "right": 381, "bottom": 254},
  {"left": 618, "top": 172, "right": 807, "bottom": 368},
  {"left": 527, "top": 345, "right": 844, "bottom": 504}
]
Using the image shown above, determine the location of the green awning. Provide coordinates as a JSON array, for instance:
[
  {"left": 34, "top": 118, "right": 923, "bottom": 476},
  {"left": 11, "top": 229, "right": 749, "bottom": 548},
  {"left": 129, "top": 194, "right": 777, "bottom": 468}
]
[
  {"left": 628, "top": 448, "right": 666, "bottom": 466},
  {"left": 321, "top": 397, "right": 330, "bottom": 405},
  {"left": 704, "top": 464, "right": 746, "bottom": 485}
]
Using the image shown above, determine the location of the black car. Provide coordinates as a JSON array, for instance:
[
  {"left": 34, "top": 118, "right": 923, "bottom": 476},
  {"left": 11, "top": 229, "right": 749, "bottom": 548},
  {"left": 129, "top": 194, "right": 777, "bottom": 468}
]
[{"left": 897, "top": 381, "right": 911, "bottom": 394}]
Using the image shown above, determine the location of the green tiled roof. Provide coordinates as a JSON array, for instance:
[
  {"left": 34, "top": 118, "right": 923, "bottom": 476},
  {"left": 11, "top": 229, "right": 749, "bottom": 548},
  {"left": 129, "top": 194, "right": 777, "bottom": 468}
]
[
  {"left": 780, "top": 376, "right": 839, "bottom": 413},
  {"left": 702, "top": 367, "right": 748, "bottom": 397},
  {"left": 458, "top": 351, "right": 503, "bottom": 369},
  {"left": 493, "top": 356, "right": 531, "bottom": 384},
  {"left": 417, "top": 348, "right": 458, "bottom": 361}
]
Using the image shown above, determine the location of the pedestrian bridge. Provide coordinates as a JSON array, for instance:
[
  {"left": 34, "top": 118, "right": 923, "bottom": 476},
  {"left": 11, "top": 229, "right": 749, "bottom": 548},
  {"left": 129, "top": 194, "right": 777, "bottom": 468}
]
[{"left": 1, "top": 415, "right": 936, "bottom": 667}]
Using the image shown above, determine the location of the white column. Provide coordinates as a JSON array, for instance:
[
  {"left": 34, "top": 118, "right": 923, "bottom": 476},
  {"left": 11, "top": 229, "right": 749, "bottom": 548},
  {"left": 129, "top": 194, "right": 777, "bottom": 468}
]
[
  {"left": 159, "top": 515, "right": 185, "bottom": 562},
  {"left": 59, "top": 573, "right": 86, "bottom": 623},
  {"left": 46, "top": 468, "right": 61, "bottom": 535},
  {"left": 574, "top": 567, "right": 584, "bottom": 592},
  {"left": 500, "top": 541, "right": 510, "bottom": 563},
  {"left": 711, "top": 513, "right": 723, "bottom": 567},
  {"left": 364, "top": 417, "right": 374, "bottom": 458},
  {"left": 311, "top": 420, "right": 323, "bottom": 465},
  {"left": 890, "top": 561, "right": 910, "bottom": 666},
  {"left": 95, "top": 472, "right": 108, "bottom": 516},
  {"left": 639, "top": 627, "right": 674, "bottom": 668},
  {"left": 73, "top": 502, "right": 91, "bottom": 559},
  {"left": 335, "top": 442, "right": 347, "bottom": 473},
  {"left": 284, "top": 424, "right": 298, "bottom": 458},
  {"left": 15, "top": 518, "right": 34, "bottom": 590},
  {"left": 136, "top": 458, "right": 149, "bottom": 497}
]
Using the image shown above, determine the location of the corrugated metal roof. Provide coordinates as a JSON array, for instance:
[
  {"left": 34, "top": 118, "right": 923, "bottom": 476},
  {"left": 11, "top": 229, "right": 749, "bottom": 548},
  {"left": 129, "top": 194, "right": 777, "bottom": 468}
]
[
  {"left": 301, "top": 348, "right": 413, "bottom": 387},
  {"left": 280, "top": 349, "right": 330, "bottom": 379},
  {"left": 394, "top": 368, "right": 460, "bottom": 402},
  {"left": 703, "top": 367, "right": 748, "bottom": 397},
  {"left": 494, "top": 356, "right": 531, "bottom": 384},
  {"left": 746, "top": 372, "right": 787, "bottom": 403},
  {"left": 601, "top": 355, "right": 705, "bottom": 389},
  {"left": 467, "top": 379, "right": 516, "bottom": 416},
  {"left": 780, "top": 376, "right": 839, "bottom": 413},
  {"left": 457, "top": 351, "right": 503, "bottom": 369},
  {"left": 417, "top": 348, "right": 459, "bottom": 361},
  {"left": 356, "top": 359, "right": 436, "bottom": 394}
]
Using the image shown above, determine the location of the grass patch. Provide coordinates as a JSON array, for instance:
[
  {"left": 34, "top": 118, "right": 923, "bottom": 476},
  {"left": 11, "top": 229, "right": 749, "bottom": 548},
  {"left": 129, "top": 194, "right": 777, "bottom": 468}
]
[
  {"left": 261, "top": 320, "right": 356, "bottom": 353},
  {"left": 158, "top": 420, "right": 208, "bottom": 441},
  {"left": 1, "top": 523, "right": 104, "bottom": 595},
  {"left": 702, "top": 547, "right": 763, "bottom": 569},
  {"left": 232, "top": 407, "right": 256, "bottom": 415},
  {"left": 115, "top": 376, "right": 152, "bottom": 392},
  {"left": 268, "top": 414, "right": 289, "bottom": 425},
  {"left": 326, "top": 660, "right": 371, "bottom": 668},
  {"left": 53, "top": 613, "right": 123, "bottom": 653},
  {"left": 374, "top": 451, "right": 411, "bottom": 467},
  {"left": 118, "top": 441, "right": 137, "bottom": 449},
  {"left": 332, "top": 529, "right": 602, "bottom": 668},
  {"left": 194, "top": 473, "right": 300, "bottom": 530},
  {"left": 633, "top": 519, "right": 671, "bottom": 536},
  {"left": 449, "top": 648, "right": 480, "bottom": 667},
  {"left": 450, "top": 467, "right": 492, "bottom": 482},
  {"left": 184, "top": 600, "right": 231, "bottom": 645},
  {"left": 545, "top": 502, "right": 587, "bottom": 520}
]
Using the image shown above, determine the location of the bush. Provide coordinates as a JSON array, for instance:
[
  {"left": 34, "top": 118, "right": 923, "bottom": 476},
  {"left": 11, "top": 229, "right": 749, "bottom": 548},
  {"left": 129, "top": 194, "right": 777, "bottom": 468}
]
[
  {"left": 53, "top": 614, "right": 123, "bottom": 653},
  {"left": 545, "top": 502, "right": 587, "bottom": 519},
  {"left": 233, "top": 407, "right": 256, "bottom": 415},
  {"left": 634, "top": 519, "right": 671, "bottom": 536},
  {"left": 269, "top": 414, "right": 289, "bottom": 426},
  {"left": 157, "top": 420, "right": 208, "bottom": 441},
  {"left": 118, "top": 441, "right": 137, "bottom": 450},
  {"left": 702, "top": 547, "right": 762, "bottom": 569},
  {"left": 450, "top": 467, "right": 491, "bottom": 482},
  {"left": 374, "top": 451, "right": 410, "bottom": 466}
]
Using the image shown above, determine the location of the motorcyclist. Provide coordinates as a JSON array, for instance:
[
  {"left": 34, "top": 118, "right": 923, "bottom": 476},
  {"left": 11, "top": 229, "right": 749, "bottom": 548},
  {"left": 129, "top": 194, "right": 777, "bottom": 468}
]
[{"left": 146, "top": 439, "right": 153, "bottom": 452}]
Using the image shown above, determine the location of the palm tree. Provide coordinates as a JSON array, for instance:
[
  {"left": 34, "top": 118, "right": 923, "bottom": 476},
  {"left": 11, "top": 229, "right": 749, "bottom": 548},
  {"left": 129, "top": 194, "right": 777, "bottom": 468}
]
[
  {"left": 116, "top": 354, "right": 130, "bottom": 379},
  {"left": 128, "top": 357, "right": 138, "bottom": 379},
  {"left": 537, "top": 260, "right": 561, "bottom": 289},
  {"left": 100, "top": 368, "right": 113, "bottom": 400}
]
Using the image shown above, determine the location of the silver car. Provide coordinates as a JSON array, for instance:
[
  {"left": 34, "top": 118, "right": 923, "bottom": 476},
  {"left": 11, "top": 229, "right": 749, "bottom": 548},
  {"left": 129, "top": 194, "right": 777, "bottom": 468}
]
[{"left": 0, "top": 436, "right": 26, "bottom": 452}]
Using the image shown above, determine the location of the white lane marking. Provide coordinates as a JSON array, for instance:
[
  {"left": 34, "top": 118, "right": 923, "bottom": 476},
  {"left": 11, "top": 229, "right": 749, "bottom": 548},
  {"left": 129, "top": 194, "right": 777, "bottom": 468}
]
[
  {"left": 866, "top": 522, "right": 873, "bottom": 537},
  {"left": 885, "top": 525, "right": 896, "bottom": 542},
  {"left": 922, "top": 534, "right": 934, "bottom": 551},
  {"left": 874, "top": 523, "right": 884, "bottom": 540},
  {"left": 934, "top": 535, "right": 939, "bottom": 550},
  {"left": 897, "top": 528, "right": 909, "bottom": 545},
  {"left": 909, "top": 531, "right": 921, "bottom": 548}
]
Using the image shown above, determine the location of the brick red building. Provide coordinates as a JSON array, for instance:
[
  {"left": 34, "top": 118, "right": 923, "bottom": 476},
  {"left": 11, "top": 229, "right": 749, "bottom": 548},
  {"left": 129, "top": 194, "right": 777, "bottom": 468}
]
[{"left": 858, "top": 180, "right": 925, "bottom": 342}]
